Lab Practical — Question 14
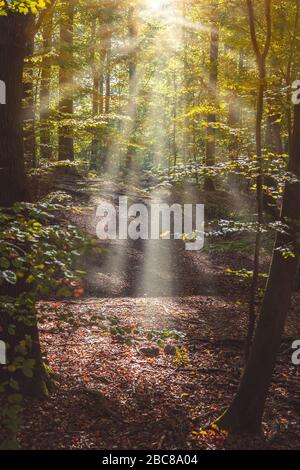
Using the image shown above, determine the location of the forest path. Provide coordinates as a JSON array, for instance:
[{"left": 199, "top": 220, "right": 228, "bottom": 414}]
[
  {"left": 63, "top": 176, "right": 250, "bottom": 298},
  {"left": 18, "top": 176, "right": 300, "bottom": 450}
]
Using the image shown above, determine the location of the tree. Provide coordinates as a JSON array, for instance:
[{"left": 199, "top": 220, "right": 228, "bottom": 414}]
[
  {"left": 245, "top": 0, "right": 272, "bottom": 361},
  {"left": 125, "top": 3, "right": 139, "bottom": 171},
  {"left": 172, "top": 72, "right": 178, "bottom": 168},
  {"left": 102, "top": 21, "right": 112, "bottom": 170},
  {"left": 58, "top": 0, "right": 74, "bottom": 161},
  {"left": 23, "top": 16, "right": 37, "bottom": 168},
  {"left": 0, "top": 2, "right": 55, "bottom": 403},
  {"left": 90, "top": 17, "right": 100, "bottom": 170},
  {"left": 215, "top": 97, "right": 300, "bottom": 434},
  {"left": 40, "top": 3, "right": 54, "bottom": 161},
  {"left": 23, "top": 2, "right": 55, "bottom": 167},
  {"left": 204, "top": 14, "right": 219, "bottom": 191},
  {"left": 0, "top": 12, "right": 30, "bottom": 207}
]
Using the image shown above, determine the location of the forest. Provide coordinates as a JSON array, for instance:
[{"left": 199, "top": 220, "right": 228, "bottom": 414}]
[{"left": 0, "top": 0, "right": 300, "bottom": 454}]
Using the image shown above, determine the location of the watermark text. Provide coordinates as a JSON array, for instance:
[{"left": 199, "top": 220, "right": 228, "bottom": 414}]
[
  {"left": 95, "top": 197, "right": 205, "bottom": 251},
  {"left": 0, "top": 80, "right": 6, "bottom": 104},
  {"left": 0, "top": 340, "right": 6, "bottom": 365}
]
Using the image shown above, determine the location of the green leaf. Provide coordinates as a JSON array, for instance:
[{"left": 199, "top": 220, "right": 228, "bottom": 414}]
[
  {"left": 26, "top": 274, "right": 35, "bottom": 284},
  {"left": 21, "top": 359, "right": 36, "bottom": 378},
  {"left": 3, "top": 270, "right": 17, "bottom": 285},
  {"left": 56, "top": 287, "right": 72, "bottom": 298},
  {"left": 0, "top": 257, "right": 10, "bottom": 269}
]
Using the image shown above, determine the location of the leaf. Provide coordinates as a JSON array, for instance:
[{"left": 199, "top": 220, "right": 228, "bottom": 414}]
[
  {"left": 2, "top": 270, "right": 17, "bottom": 285},
  {"left": 0, "top": 257, "right": 10, "bottom": 269},
  {"left": 21, "top": 359, "right": 36, "bottom": 378},
  {"left": 26, "top": 274, "right": 35, "bottom": 284},
  {"left": 56, "top": 287, "right": 72, "bottom": 298}
]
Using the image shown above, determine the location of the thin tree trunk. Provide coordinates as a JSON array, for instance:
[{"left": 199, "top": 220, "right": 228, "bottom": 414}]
[
  {"left": 246, "top": 80, "right": 265, "bottom": 361},
  {"left": 215, "top": 99, "right": 300, "bottom": 434},
  {"left": 58, "top": 1, "right": 74, "bottom": 162},
  {"left": 182, "top": 0, "right": 190, "bottom": 163},
  {"left": 40, "top": 6, "right": 53, "bottom": 161},
  {"left": 228, "top": 52, "right": 242, "bottom": 156},
  {"left": 266, "top": 113, "right": 283, "bottom": 155},
  {"left": 285, "top": 0, "right": 299, "bottom": 149},
  {"left": 90, "top": 18, "right": 99, "bottom": 170},
  {"left": 204, "top": 23, "right": 219, "bottom": 191},
  {"left": 23, "top": 17, "right": 37, "bottom": 168},
  {"left": 105, "top": 32, "right": 111, "bottom": 116},
  {"left": 173, "top": 73, "right": 178, "bottom": 168},
  {"left": 102, "top": 29, "right": 112, "bottom": 171},
  {"left": 245, "top": 0, "right": 272, "bottom": 362},
  {"left": 125, "top": 5, "right": 138, "bottom": 171},
  {"left": 227, "top": 53, "right": 242, "bottom": 188}
]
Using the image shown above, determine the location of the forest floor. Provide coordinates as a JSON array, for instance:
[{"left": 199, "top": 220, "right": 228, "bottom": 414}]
[{"left": 19, "top": 176, "right": 300, "bottom": 450}]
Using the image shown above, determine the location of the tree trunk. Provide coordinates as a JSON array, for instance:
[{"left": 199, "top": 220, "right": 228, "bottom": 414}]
[
  {"left": 266, "top": 113, "right": 283, "bottom": 155},
  {"left": 182, "top": 0, "right": 190, "bottom": 164},
  {"left": 245, "top": 0, "right": 272, "bottom": 361},
  {"left": 0, "top": 13, "right": 29, "bottom": 206},
  {"left": 125, "top": 5, "right": 138, "bottom": 171},
  {"left": 285, "top": 1, "right": 299, "bottom": 151},
  {"left": 227, "top": 54, "right": 242, "bottom": 188},
  {"left": 246, "top": 77, "right": 265, "bottom": 361},
  {"left": 23, "top": 17, "right": 36, "bottom": 168},
  {"left": 105, "top": 33, "right": 111, "bottom": 116},
  {"left": 204, "top": 24, "right": 219, "bottom": 191},
  {"left": 0, "top": 13, "right": 49, "bottom": 398},
  {"left": 0, "top": 303, "right": 50, "bottom": 398},
  {"left": 40, "top": 6, "right": 53, "bottom": 161},
  {"left": 228, "top": 50, "right": 242, "bottom": 156},
  {"left": 102, "top": 28, "right": 112, "bottom": 171},
  {"left": 173, "top": 73, "right": 178, "bottom": 168},
  {"left": 90, "top": 18, "right": 99, "bottom": 171},
  {"left": 58, "top": 1, "right": 74, "bottom": 162},
  {"left": 215, "top": 101, "right": 300, "bottom": 435}
]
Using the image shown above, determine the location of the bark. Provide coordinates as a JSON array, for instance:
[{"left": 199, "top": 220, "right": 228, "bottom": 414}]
[
  {"left": 105, "top": 33, "right": 112, "bottom": 116},
  {"left": 58, "top": 1, "right": 74, "bottom": 161},
  {"left": 23, "top": 17, "right": 37, "bottom": 168},
  {"left": 0, "top": 13, "right": 29, "bottom": 206},
  {"left": 264, "top": 112, "right": 283, "bottom": 220},
  {"left": 204, "top": 24, "right": 219, "bottom": 191},
  {"left": 99, "top": 63, "right": 104, "bottom": 116},
  {"left": 285, "top": 1, "right": 299, "bottom": 149},
  {"left": 0, "top": 304, "right": 50, "bottom": 398},
  {"left": 40, "top": 6, "right": 54, "bottom": 161},
  {"left": 215, "top": 100, "right": 300, "bottom": 434},
  {"left": 125, "top": 5, "right": 138, "bottom": 171},
  {"left": 266, "top": 113, "right": 283, "bottom": 155},
  {"left": 228, "top": 85, "right": 241, "bottom": 155},
  {"left": 102, "top": 28, "right": 112, "bottom": 171},
  {"left": 245, "top": 0, "right": 272, "bottom": 361},
  {"left": 227, "top": 53, "right": 242, "bottom": 187},
  {"left": 90, "top": 18, "right": 99, "bottom": 171},
  {"left": 173, "top": 74, "right": 178, "bottom": 168},
  {"left": 182, "top": 0, "right": 190, "bottom": 164}
]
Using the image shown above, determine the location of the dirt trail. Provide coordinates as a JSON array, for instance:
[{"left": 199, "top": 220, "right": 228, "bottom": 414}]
[
  {"left": 19, "top": 177, "right": 300, "bottom": 450},
  {"left": 65, "top": 177, "right": 251, "bottom": 299}
]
